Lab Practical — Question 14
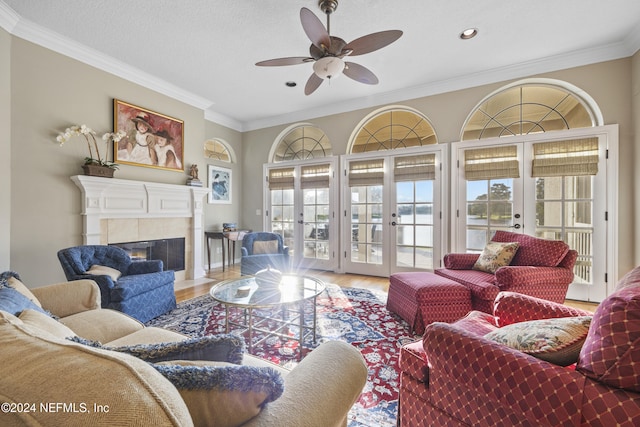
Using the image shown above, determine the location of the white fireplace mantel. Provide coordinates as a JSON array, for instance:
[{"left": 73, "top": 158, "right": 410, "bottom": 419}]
[{"left": 71, "top": 175, "right": 210, "bottom": 279}]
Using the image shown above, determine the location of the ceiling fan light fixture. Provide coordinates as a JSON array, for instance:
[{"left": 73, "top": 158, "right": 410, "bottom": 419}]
[
  {"left": 313, "top": 56, "right": 345, "bottom": 79},
  {"left": 460, "top": 28, "right": 478, "bottom": 40}
]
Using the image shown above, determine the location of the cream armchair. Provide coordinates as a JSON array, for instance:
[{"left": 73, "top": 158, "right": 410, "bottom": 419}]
[{"left": 0, "top": 276, "right": 368, "bottom": 427}]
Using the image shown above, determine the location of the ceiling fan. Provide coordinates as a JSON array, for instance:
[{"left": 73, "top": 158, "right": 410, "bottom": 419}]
[{"left": 256, "top": 0, "right": 403, "bottom": 95}]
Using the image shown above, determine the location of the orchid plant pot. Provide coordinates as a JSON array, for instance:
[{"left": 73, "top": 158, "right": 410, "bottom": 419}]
[
  {"left": 56, "top": 124, "right": 125, "bottom": 179},
  {"left": 82, "top": 164, "right": 115, "bottom": 178}
]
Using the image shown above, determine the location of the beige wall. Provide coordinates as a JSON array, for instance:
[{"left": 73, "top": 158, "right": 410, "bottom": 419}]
[
  {"left": 9, "top": 37, "right": 241, "bottom": 285},
  {"left": 0, "top": 28, "right": 10, "bottom": 271},
  {"left": 633, "top": 50, "right": 640, "bottom": 264},
  {"left": 241, "top": 58, "right": 636, "bottom": 279},
  {"left": 3, "top": 29, "right": 638, "bottom": 287},
  {"left": 202, "top": 119, "right": 244, "bottom": 266}
]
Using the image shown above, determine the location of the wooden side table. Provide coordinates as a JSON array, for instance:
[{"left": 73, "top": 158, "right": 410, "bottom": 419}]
[
  {"left": 205, "top": 231, "right": 225, "bottom": 271},
  {"left": 223, "top": 230, "right": 252, "bottom": 268},
  {"left": 205, "top": 230, "right": 253, "bottom": 271}
]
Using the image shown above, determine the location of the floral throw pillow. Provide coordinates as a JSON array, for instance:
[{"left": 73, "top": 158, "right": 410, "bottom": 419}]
[
  {"left": 485, "top": 316, "right": 593, "bottom": 366},
  {"left": 472, "top": 241, "right": 520, "bottom": 274}
]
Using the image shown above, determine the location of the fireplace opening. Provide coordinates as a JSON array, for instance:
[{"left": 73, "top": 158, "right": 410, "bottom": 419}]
[{"left": 110, "top": 238, "right": 185, "bottom": 272}]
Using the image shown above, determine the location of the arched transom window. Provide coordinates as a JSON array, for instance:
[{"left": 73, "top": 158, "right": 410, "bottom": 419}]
[
  {"left": 204, "top": 138, "right": 233, "bottom": 162},
  {"left": 272, "top": 125, "right": 332, "bottom": 162},
  {"left": 461, "top": 82, "right": 598, "bottom": 140},
  {"left": 349, "top": 107, "right": 437, "bottom": 154}
]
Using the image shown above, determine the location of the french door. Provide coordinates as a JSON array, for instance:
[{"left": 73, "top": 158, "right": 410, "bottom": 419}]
[
  {"left": 451, "top": 126, "right": 617, "bottom": 302},
  {"left": 341, "top": 146, "right": 447, "bottom": 277},
  {"left": 264, "top": 158, "right": 338, "bottom": 272}
]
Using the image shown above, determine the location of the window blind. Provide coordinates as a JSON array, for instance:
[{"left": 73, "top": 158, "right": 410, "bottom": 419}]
[
  {"left": 532, "top": 138, "right": 599, "bottom": 177},
  {"left": 394, "top": 153, "right": 436, "bottom": 181},
  {"left": 464, "top": 145, "right": 519, "bottom": 181},
  {"left": 301, "top": 164, "right": 331, "bottom": 189},
  {"left": 268, "top": 167, "right": 295, "bottom": 189},
  {"left": 348, "top": 158, "right": 384, "bottom": 186}
]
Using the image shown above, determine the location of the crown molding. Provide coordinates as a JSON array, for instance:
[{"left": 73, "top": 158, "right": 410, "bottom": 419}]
[
  {"left": 10, "top": 18, "right": 216, "bottom": 111},
  {"left": 0, "top": 1, "right": 18, "bottom": 32},
  {"left": 0, "top": 4, "right": 231, "bottom": 121},
  {"left": 2, "top": 2, "right": 638, "bottom": 134},
  {"left": 241, "top": 38, "right": 637, "bottom": 132},
  {"left": 204, "top": 109, "right": 243, "bottom": 132},
  {"left": 622, "top": 24, "right": 640, "bottom": 58}
]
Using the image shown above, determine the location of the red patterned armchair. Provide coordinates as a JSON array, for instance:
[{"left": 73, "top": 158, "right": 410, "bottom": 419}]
[
  {"left": 435, "top": 231, "right": 577, "bottom": 313},
  {"left": 398, "top": 265, "right": 640, "bottom": 427}
]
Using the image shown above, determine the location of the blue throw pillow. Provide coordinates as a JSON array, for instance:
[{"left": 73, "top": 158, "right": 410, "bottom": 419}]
[
  {"left": 67, "top": 334, "right": 284, "bottom": 425},
  {"left": 152, "top": 363, "right": 284, "bottom": 426},
  {"left": 68, "top": 335, "right": 246, "bottom": 364},
  {"left": 0, "top": 287, "right": 50, "bottom": 317}
]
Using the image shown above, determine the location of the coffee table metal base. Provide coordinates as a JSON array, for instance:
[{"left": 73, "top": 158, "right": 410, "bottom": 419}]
[
  {"left": 223, "top": 297, "right": 320, "bottom": 361},
  {"left": 209, "top": 275, "right": 326, "bottom": 361}
]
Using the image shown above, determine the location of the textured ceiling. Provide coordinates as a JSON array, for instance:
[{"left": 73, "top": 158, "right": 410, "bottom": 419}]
[{"left": 2, "top": 0, "right": 639, "bottom": 131}]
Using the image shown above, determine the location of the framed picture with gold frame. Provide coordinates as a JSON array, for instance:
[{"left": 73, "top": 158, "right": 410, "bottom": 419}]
[{"left": 113, "top": 99, "right": 184, "bottom": 171}]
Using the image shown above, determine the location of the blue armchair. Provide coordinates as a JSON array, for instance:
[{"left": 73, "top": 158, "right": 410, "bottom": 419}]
[
  {"left": 240, "top": 232, "right": 290, "bottom": 275},
  {"left": 57, "top": 245, "right": 176, "bottom": 322}
]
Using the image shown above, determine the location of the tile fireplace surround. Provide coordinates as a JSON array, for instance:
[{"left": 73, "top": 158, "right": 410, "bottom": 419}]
[{"left": 71, "top": 175, "right": 209, "bottom": 281}]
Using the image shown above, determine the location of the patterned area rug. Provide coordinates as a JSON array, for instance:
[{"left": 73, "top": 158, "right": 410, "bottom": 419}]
[{"left": 146, "top": 284, "right": 420, "bottom": 427}]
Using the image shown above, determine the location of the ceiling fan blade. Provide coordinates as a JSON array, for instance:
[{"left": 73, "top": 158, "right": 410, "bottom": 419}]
[
  {"left": 343, "top": 62, "right": 379, "bottom": 85},
  {"left": 304, "top": 73, "right": 324, "bottom": 95},
  {"left": 343, "top": 30, "right": 403, "bottom": 56},
  {"left": 255, "top": 57, "right": 313, "bottom": 66},
  {"left": 300, "top": 7, "right": 330, "bottom": 51}
]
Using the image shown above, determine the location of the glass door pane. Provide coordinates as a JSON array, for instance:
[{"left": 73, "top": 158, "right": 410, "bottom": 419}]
[
  {"left": 535, "top": 175, "right": 594, "bottom": 286},
  {"left": 270, "top": 188, "right": 295, "bottom": 254},
  {"left": 465, "top": 178, "right": 516, "bottom": 251},
  {"left": 303, "top": 187, "right": 330, "bottom": 261},
  {"left": 350, "top": 185, "right": 384, "bottom": 266},
  {"left": 395, "top": 180, "right": 434, "bottom": 269}
]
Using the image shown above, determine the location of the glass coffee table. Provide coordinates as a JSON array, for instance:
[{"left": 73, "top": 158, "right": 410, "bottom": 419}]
[{"left": 209, "top": 274, "right": 326, "bottom": 360}]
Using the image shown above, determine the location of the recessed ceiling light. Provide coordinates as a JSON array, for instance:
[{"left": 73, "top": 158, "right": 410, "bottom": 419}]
[
  {"left": 285, "top": 81, "right": 297, "bottom": 87},
  {"left": 460, "top": 28, "right": 478, "bottom": 40}
]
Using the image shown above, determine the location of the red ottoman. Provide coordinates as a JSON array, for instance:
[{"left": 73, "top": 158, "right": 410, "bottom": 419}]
[{"left": 387, "top": 272, "right": 472, "bottom": 334}]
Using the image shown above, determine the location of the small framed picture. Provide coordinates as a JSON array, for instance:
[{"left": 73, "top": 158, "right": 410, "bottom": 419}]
[
  {"left": 208, "top": 165, "right": 232, "bottom": 204},
  {"left": 113, "top": 99, "right": 184, "bottom": 172}
]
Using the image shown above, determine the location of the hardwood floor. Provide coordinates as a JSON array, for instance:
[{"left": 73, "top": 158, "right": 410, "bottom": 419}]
[
  {"left": 175, "top": 266, "right": 598, "bottom": 313},
  {"left": 562, "top": 298, "right": 599, "bottom": 313},
  {"left": 175, "top": 265, "right": 389, "bottom": 303}
]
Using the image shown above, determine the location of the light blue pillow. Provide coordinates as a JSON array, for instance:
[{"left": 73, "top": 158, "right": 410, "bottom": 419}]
[{"left": 0, "top": 286, "right": 50, "bottom": 317}]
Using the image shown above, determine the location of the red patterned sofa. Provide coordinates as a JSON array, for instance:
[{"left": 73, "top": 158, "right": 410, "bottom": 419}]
[
  {"left": 398, "top": 265, "right": 640, "bottom": 427},
  {"left": 435, "top": 231, "right": 578, "bottom": 313}
]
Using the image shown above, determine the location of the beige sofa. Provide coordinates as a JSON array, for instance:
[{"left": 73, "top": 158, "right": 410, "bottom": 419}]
[{"left": 0, "top": 278, "right": 368, "bottom": 427}]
